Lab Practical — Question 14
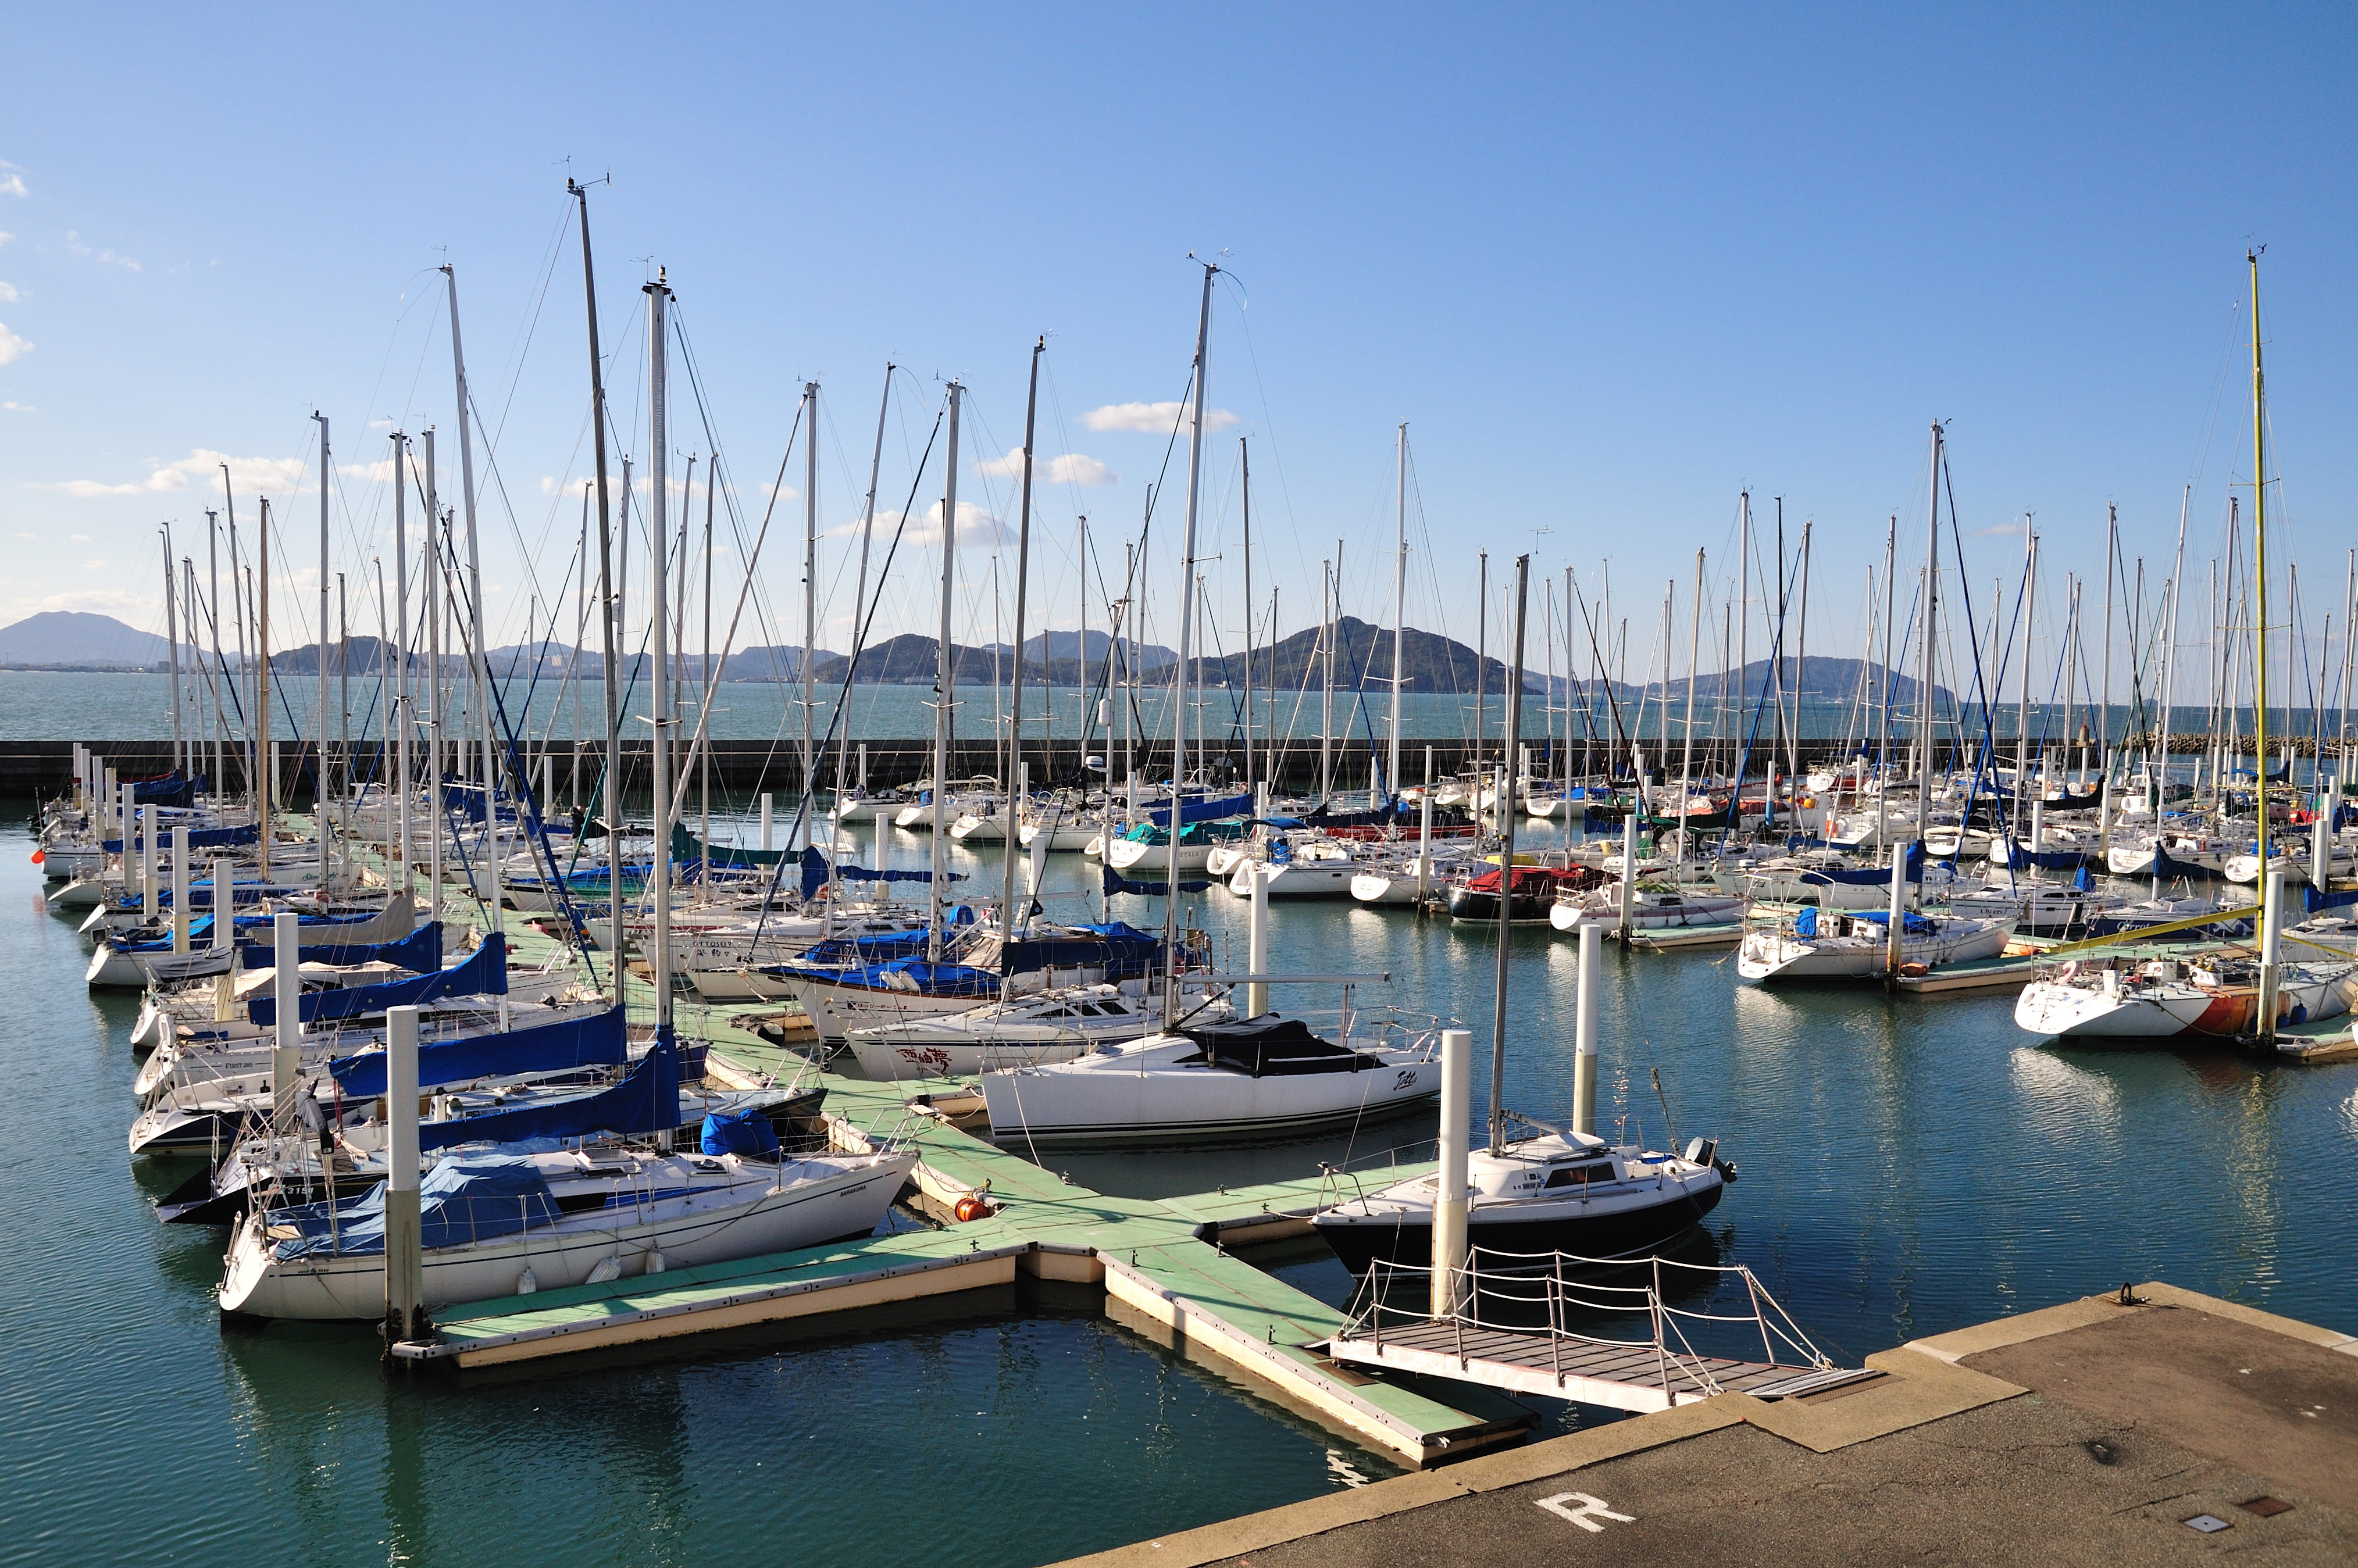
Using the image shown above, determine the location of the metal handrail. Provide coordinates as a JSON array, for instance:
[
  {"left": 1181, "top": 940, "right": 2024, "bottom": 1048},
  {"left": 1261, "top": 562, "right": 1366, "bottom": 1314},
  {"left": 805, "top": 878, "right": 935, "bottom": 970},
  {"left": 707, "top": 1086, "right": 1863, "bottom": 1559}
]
[{"left": 1338, "top": 1248, "right": 1837, "bottom": 1400}]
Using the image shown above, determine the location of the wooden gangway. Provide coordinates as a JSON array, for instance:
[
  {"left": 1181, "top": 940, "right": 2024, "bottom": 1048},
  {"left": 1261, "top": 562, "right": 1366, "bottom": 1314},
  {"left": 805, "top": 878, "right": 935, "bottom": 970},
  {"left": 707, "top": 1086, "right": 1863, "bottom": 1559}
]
[{"left": 1324, "top": 1251, "right": 1878, "bottom": 1414}]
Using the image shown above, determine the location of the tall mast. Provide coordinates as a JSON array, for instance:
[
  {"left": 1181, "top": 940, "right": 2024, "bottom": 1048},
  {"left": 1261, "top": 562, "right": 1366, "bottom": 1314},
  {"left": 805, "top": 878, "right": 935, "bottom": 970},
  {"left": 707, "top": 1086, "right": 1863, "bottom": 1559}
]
[
  {"left": 1320, "top": 556, "right": 1334, "bottom": 799},
  {"left": 1388, "top": 421, "right": 1407, "bottom": 804},
  {"left": 422, "top": 434, "right": 441, "bottom": 925},
  {"left": 835, "top": 365, "right": 893, "bottom": 862},
  {"left": 930, "top": 382, "right": 963, "bottom": 960},
  {"left": 2158, "top": 490, "right": 2187, "bottom": 814},
  {"left": 161, "top": 525, "right": 184, "bottom": 777},
  {"left": 1002, "top": 338, "right": 1043, "bottom": 938},
  {"left": 1164, "top": 262, "right": 1216, "bottom": 1024},
  {"left": 645, "top": 268, "right": 675, "bottom": 1040},
  {"left": 1681, "top": 547, "right": 1701, "bottom": 836},
  {"left": 1240, "top": 437, "right": 1254, "bottom": 797},
  {"left": 802, "top": 381, "right": 819, "bottom": 831},
  {"left": 2249, "top": 250, "right": 2273, "bottom": 870},
  {"left": 2102, "top": 504, "right": 2118, "bottom": 781},
  {"left": 1917, "top": 424, "right": 1941, "bottom": 837},
  {"left": 1793, "top": 517, "right": 1811, "bottom": 786},
  {"left": 1736, "top": 492, "right": 1750, "bottom": 812},
  {"left": 312, "top": 412, "right": 332, "bottom": 886},
  {"left": 2016, "top": 521, "right": 2036, "bottom": 837},
  {"left": 1076, "top": 515, "right": 1087, "bottom": 785},
  {"left": 443, "top": 265, "right": 504, "bottom": 1003},
  {"left": 1476, "top": 552, "right": 1489, "bottom": 782},
  {"left": 204, "top": 508, "right": 226, "bottom": 794},
  {"left": 392, "top": 432, "right": 411, "bottom": 903},
  {"left": 256, "top": 498, "right": 272, "bottom": 877},
  {"left": 1486, "top": 554, "right": 1530, "bottom": 1155}
]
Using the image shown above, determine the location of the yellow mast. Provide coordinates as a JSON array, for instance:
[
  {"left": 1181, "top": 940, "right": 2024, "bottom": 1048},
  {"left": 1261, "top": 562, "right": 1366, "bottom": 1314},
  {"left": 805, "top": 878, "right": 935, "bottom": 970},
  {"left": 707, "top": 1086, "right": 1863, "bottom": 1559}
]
[{"left": 2249, "top": 250, "right": 2270, "bottom": 869}]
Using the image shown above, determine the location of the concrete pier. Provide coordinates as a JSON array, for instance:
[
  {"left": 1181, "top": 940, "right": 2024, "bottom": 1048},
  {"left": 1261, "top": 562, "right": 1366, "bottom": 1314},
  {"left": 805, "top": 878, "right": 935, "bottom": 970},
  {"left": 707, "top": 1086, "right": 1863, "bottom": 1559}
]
[{"left": 1055, "top": 1282, "right": 2357, "bottom": 1565}]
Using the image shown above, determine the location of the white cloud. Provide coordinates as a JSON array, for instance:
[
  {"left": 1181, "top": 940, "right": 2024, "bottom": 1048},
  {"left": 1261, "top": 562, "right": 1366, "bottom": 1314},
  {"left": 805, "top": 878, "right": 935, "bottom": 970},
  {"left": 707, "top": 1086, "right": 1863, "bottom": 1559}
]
[
  {"left": 340, "top": 459, "right": 395, "bottom": 483},
  {"left": 37, "top": 587, "right": 143, "bottom": 613},
  {"left": 1, "top": 401, "right": 30, "bottom": 413},
  {"left": 0, "top": 233, "right": 12, "bottom": 246},
  {"left": 48, "top": 447, "right": 309, "bottom": 500},
  {"left": 0, "top": 320, "right": 29, "bottom": 363},
  {"left": 367, "top": 418, "right": 394, "bottom": 430},
  {"left": 0, "top": 281, "right": 19, "bottom": 303},
  {"left": 1046, "top": 453, "right": 1115, "bottom": 485},
  {"left": 976, "top": 447, "right": 1117, "bottom": 486},
  {"left": 80, "top": 559, "right": 106, "bottom": 570},
  {"left": 65, "top": 231, "right": 139, "bottom": 272},
  {"left": 1082, "top": 401, "right": 1239, "bottom": 434},
  {"left": 0, "top": 174, "right": 24, "bottom": 199}
]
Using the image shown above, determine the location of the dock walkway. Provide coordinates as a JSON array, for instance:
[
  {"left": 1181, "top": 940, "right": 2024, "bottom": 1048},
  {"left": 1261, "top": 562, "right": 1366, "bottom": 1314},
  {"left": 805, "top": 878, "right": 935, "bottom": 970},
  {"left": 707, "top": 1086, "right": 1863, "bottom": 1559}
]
[{"left": 383, "top": 901, "right": 1535, "bottom": 1465}]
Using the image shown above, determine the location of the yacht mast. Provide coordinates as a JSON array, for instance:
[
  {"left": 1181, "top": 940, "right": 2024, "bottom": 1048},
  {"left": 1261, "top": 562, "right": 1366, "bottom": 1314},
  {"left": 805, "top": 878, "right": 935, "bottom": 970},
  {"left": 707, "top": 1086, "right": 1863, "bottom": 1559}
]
[
  {"left": 802, "top": 381, "right": 819, "bottom": 834},
  {"left": 312, "top": 413, "right": 332, "bottom": 889},
  {"left": 444, "top": 265, "right": 504, "bottom": 1008},
  {"left": 1164, "top": 262, "right": 1216, "bottom": 1025},
  {"left": 1388, "top": 422, "right": 1407, "bottom": 804},
  {"left": 1486, "top": 554, "right": 1530, "bottom": 1155},
  {"left": 930, "top": 382, "right": 963, "bottom": 961},
  {"left": 1917, "top": 424, "right": 1941, "bottom": 840},
  {"left": 162, "top": 526, "right": 184, "bottom": 778},
  {"left": 1240, "top": 437, "right": 1254, "bottom": 798},
  {"left": 2249, "top": 249, "right": 2273, "bottom": 870},
  {"left": 1001, "top": 338, "right": 1043, "bottom": 938},
  {"left": 645, "top": 268, "right": 676, "bottom": 1044}
]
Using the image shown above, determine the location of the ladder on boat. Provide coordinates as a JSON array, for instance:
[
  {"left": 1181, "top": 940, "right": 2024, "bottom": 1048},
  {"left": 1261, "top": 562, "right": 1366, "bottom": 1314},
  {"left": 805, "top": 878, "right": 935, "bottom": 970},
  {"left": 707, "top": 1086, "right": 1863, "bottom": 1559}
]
[{"left": 1324, "top": 1251, "right": 1877, "bottom": 1414}]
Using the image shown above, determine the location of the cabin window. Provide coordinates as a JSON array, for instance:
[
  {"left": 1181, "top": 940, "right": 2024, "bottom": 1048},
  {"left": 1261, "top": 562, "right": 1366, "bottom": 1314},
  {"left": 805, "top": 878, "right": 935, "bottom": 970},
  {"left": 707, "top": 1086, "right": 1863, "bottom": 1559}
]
[{"left": 1542, "top": 1161, "right": 1616, "bottom": 1189}]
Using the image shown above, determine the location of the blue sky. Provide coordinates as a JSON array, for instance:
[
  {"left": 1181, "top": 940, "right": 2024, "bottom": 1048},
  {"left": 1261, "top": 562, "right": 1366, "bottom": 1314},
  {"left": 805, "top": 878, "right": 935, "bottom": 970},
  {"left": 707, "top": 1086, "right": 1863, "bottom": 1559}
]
[{"left": 2, "top": 5, "right": 2351, "bottom": 691}]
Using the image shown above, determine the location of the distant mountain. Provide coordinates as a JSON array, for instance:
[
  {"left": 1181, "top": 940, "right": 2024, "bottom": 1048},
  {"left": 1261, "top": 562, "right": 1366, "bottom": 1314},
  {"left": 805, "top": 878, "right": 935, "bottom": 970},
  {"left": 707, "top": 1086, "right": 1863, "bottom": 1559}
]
[
  {"left": 1193, "top": 616, "right": 1538, "bottom": 697},
  {"left": 1597, "top": 656, "right": 1953, "bottom": 710},
  {"left": 0, "top": 612, "right": 173, "bottom": 669},
  {"left": 977, "top": 630, "right": 1178, "bottom": 669}
]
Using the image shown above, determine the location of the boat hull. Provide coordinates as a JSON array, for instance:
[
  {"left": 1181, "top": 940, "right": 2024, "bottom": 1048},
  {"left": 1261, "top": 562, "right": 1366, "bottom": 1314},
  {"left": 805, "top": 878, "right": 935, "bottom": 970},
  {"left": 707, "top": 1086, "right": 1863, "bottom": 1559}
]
[
  {"left": 1315, "top": 1177, "right": 1724, "bottom": 1275},
  {"left": 217, "top": 1152, "right": 916, "bottom": 1320}
]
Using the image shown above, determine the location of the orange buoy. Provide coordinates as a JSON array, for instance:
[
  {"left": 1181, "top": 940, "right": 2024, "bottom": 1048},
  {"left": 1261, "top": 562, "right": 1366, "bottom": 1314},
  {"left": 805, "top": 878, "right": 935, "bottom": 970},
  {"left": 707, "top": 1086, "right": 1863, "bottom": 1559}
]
[
  {"left": 1899, "top": 962, "right": 1930, "bottom": 978},
  {"left": 30, "top": 849, "right": 44, "bottom": 865},
  {"left": 953, "top": 1194, "right": 990, "bottom": 1223}
]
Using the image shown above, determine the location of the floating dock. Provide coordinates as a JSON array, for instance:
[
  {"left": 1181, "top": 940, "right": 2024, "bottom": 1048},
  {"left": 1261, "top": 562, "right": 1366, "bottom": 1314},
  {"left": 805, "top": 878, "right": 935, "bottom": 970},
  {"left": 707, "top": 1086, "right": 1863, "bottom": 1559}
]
[{"left": 383, "top": 906, "right": 1534, "bottom": 1465}]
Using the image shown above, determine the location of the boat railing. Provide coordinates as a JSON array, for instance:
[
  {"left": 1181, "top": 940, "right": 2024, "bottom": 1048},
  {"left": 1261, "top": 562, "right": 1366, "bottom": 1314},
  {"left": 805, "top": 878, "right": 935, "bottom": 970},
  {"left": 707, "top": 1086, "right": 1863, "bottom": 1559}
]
[
  {"left": 1338, "top": 1246, "right": 1838, "bottom": 1401},
  {"left": 1311, "top": 1135, "right": 1444, "bottom": 1210}
]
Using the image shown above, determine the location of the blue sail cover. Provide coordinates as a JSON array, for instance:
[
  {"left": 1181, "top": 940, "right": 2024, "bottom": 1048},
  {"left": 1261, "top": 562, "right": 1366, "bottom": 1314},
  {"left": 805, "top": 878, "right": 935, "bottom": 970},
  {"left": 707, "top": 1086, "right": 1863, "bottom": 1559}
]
[
  {"left": 996, "top": 923, "right": 1162, "bottom": 978},
  {"left": 329, "top": 1003, "right": 630, "bottom": 1098},
  {"left": 1990, "top": 840, "right": 2101, "bottom": 871},
  {"left": 797, "top": 846, "right": 965, "bottom": 901},
  {"left": 1800, "top": 842, "right": 1928, "bottom": 887},
  {"left": 2305, "top": 882, "right": 2358, "bottom": 915},
  {"left": 701, "top": 1106, "right": 781, "bottom": 1156},
  {"left": 777, "top": 928, "right": 934, "bottom": 970},
  {"left": 416, "top": 1036, "right": 678, "bottom": 1151},
  {"left": 249, "top": 933, "right": 506, "bottom": 1027},
  {"left": 270, "top": 1153, "right": 563, "bottom": 1260},
  {"left": 104, "top": 821, "right": 259, "bottom": 854},
  {"left": 1147, "top": 792, "right": 1254, "bottom": 828},
  {"left": 2152, "top": 844, "right": 2221, "bottom": 882},
  {"left": 241, "top": 923, "right": 444, "bottom": 975},
  {"left": 131, "top": 773, "right": 206, "bottom": 808}
]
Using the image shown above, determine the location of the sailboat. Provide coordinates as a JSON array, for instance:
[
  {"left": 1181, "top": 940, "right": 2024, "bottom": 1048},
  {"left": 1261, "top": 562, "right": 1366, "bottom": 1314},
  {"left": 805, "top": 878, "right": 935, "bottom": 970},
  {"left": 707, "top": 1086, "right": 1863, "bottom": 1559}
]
[
  {"left": 981, "top": 274, "right": 1443, "bottom": 1146},
  {"left": 217, "top": 262, "right": 915, "bottom": 1321},
  {"left": 1315, "top": 556, "right": 1729, "bottom": 1274}
]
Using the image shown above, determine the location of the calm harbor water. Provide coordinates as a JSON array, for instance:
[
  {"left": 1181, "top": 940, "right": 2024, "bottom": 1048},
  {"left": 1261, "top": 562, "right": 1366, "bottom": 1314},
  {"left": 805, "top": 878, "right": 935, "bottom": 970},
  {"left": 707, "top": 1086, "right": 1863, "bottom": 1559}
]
[
  {"left": 3, "top": 799, "right": 2353, "bottom": 1566},
  {"left": 1, "top": 669, "right": 2308, "bottom": 754}
]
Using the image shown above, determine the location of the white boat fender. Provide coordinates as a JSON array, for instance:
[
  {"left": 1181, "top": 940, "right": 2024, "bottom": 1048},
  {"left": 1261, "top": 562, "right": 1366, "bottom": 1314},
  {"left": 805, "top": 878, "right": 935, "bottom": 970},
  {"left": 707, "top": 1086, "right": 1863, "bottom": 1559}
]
[
  {"left": 586, "top": 1257, "right": 622, "bottom": 1285},
  {"left": 646, "top": 1251, "right": 665, "bottom": 1275},
  {"left": 516, "top": 1268, "right": 538, "bottom": 1295}
]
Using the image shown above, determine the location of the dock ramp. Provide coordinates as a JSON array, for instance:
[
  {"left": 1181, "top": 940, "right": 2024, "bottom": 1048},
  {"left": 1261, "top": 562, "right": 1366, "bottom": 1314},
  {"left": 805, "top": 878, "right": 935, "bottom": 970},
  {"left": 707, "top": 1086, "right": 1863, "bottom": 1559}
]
[{"left": 1324, "top": 1251, "right": 1875, "bottom": 1413}]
